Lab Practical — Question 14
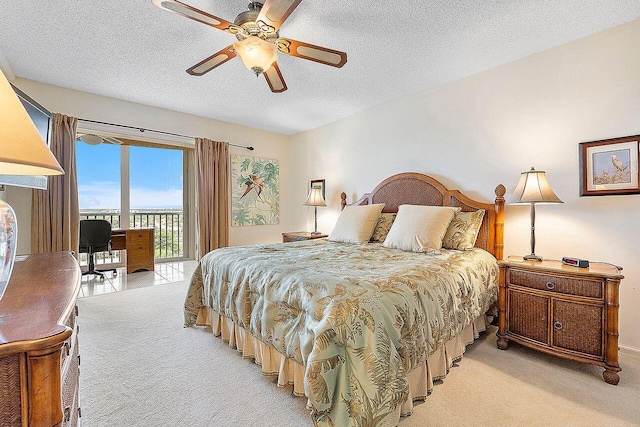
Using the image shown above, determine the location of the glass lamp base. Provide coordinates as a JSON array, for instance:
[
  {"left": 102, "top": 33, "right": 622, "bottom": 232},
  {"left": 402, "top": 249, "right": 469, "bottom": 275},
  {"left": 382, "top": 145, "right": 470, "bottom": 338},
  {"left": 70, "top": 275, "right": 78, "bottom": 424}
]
[{"left": 0, "top": 198, "right": 17, "bottom": 301}]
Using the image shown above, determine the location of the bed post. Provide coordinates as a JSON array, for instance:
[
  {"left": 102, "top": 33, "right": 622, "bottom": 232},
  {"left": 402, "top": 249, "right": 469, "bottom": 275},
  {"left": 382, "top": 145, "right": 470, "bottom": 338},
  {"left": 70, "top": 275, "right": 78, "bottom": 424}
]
[
  {"left": 494, "top": 184, "right": 506, "bottom": 261},
  {"left": 340, "top": 192, "right": 347, "bottom": 210}
]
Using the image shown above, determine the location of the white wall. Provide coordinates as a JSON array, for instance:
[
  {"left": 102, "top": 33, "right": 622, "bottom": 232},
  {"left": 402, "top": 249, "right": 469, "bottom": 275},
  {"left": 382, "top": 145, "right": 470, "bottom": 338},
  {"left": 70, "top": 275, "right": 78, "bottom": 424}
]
[
  {"left": 5, "top": 79, "right": 292, "bottom": 253},
  {"left": 289, "top": 20, "right": 640, "bottom": 351}
]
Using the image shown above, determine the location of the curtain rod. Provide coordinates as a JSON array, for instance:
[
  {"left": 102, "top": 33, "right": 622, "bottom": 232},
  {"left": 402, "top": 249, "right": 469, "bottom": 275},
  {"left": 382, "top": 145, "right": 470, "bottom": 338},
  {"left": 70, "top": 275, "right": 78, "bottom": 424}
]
[{"left": 77, "top": 118, "right": 254, "bottom": 151}]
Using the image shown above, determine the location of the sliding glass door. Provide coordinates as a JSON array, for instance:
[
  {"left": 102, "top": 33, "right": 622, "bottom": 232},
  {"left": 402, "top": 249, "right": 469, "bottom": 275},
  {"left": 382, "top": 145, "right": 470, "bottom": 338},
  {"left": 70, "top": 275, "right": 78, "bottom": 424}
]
[
  {"left": 129, "top": 146, "right": 185, "bottom": 259},
  {"left": 77, "top": 140, "right": 190, "bottom": 264}
]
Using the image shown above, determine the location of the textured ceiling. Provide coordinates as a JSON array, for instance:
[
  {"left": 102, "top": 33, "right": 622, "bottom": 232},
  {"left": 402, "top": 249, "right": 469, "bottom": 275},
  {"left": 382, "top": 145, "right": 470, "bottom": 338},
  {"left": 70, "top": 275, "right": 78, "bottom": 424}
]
[{"left": 1, "top": 1, "right": 639, "bottom": 135}]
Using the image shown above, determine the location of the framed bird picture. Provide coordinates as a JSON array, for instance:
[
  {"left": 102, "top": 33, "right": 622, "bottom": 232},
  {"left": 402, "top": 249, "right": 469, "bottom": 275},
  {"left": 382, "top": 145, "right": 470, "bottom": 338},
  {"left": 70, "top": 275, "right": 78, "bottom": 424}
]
[
  {"left": 580, "top": 135, "right": 640, "bottom": 196},
  {"left": 231, "top": 154, "right": 280, "bottom": 226}
]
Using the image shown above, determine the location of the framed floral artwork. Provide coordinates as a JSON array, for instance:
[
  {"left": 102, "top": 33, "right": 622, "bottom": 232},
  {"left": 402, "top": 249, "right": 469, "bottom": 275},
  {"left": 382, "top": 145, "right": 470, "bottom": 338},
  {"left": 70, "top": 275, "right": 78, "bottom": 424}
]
[
  {"left": 231, "top": 155, "right": 280, "bottom": 226},
  {"left": 579, "top": 135, "right": 640, "bottom": 196}
]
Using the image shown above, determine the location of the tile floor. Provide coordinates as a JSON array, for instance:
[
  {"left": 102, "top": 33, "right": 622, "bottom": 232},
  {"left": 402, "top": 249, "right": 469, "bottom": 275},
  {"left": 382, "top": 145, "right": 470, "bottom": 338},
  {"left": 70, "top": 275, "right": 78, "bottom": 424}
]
[{"left": 79, "top": 260, "right": 198, "bottom": 298}]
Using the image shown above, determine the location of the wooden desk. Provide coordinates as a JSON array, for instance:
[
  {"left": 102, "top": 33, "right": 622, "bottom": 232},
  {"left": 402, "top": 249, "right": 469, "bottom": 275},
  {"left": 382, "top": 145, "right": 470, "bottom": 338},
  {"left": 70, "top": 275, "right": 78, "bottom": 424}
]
[
  {"left": 111, "top": 228, "right": 155, "bottom": 274},
  {"left": 0, "top": 252, "right": 81, "bottom": 427}
]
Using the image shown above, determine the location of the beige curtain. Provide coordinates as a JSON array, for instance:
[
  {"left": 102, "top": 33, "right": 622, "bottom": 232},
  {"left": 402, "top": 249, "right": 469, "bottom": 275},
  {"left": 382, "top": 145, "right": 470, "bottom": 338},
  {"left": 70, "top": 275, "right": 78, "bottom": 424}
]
[
  {"left": 31, "top": 113, "right": 79, "bottom": 256},
  {"left": 195, "top": 138, "right": 229, "bottom": 258}
]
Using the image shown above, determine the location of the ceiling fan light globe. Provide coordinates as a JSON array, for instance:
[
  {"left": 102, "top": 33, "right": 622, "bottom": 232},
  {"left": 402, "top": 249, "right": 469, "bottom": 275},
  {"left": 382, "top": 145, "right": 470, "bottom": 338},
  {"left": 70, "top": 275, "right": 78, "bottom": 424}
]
[
  {"left": 78, "top": 134, "right": 104, "bottom": 146},
  {"left": 234, "top": 36, "right": 278, "bottom": 76}
]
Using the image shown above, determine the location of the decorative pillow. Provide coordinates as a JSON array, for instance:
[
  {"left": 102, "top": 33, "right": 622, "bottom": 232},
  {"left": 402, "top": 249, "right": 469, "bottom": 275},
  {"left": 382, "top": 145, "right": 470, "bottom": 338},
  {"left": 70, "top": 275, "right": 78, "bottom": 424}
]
[
  {"left": 442, "top": 209, "right": 485, "bottom": 251},
  {"left": 382, "top": 205, "right": 460, "bottom": 253},
  {"left": 371, "top": 213, "right": 396, "bottom": 242},
  {"left": 328, "top": 204, "right": 385, "bottom": 244}
]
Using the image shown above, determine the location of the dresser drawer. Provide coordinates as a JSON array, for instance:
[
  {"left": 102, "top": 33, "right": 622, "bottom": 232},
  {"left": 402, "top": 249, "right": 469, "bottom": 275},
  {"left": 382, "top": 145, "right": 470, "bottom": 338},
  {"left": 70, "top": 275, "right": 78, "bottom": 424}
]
[{"left": 508, "top": 269, "right": 603, "bottom": 298}]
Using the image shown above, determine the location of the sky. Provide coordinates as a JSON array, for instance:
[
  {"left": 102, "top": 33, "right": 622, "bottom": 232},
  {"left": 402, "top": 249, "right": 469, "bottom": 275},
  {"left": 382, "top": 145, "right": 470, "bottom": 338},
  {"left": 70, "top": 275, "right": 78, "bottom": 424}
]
[{"left": 76, "top": 142, "right": 183, "bottom": 210}]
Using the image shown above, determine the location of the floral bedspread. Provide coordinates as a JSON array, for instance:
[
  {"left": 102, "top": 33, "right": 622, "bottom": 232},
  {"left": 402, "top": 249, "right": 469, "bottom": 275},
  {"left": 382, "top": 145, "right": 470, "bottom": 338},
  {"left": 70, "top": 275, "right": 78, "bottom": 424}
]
[{"left": 184, "top": 239, "right": 498, "bottom": 427}]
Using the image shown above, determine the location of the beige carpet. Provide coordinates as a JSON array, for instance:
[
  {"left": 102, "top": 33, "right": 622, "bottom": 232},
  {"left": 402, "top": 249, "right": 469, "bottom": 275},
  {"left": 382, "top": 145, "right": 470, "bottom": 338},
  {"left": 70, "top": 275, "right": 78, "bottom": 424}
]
[{"left": 78, "top": 279, "right": 640, "bottom": 427}]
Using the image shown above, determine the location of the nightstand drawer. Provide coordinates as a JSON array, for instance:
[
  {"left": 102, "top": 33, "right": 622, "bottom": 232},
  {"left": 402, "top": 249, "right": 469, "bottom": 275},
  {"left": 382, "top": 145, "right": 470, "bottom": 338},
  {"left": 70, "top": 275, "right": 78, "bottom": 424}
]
[
  {"left": 282, "top": 232, "right": 328, "bottom": 243},
  {"left": 509, "top": 269, "right": 603, "bottom": 299}
]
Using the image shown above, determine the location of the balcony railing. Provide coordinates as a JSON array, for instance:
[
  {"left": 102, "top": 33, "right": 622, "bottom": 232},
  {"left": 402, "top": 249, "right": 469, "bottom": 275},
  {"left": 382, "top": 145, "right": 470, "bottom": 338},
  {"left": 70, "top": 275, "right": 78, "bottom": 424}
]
[{"left": 79, "top": 210, "right": 184, "bottom": 265}]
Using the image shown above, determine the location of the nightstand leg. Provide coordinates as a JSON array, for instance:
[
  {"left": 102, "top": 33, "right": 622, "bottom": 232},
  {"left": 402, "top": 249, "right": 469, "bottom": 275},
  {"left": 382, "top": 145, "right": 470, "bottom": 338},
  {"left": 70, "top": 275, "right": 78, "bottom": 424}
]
[
  {"left": 496, "top": 265, "right": 509, "bottom": 350},
  {"left": 603, "top": 369, "right": 620, "bottom": 385},
  {"left": 496, "top": 334, "right": 509, "bottom": 350}
]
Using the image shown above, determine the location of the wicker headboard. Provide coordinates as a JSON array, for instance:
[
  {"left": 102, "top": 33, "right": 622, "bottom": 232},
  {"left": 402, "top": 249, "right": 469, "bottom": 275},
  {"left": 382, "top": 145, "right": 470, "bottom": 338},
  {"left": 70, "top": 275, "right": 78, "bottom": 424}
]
[{"left": 340, "top": 172, "right": 505, "bottom": 260}]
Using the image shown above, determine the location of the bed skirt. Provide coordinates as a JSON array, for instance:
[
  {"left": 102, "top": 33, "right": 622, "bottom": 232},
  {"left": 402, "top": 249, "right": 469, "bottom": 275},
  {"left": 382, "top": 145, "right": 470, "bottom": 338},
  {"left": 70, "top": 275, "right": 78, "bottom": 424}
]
[{"left": 195, "top": 307, "right": 489, "bottom": 425}]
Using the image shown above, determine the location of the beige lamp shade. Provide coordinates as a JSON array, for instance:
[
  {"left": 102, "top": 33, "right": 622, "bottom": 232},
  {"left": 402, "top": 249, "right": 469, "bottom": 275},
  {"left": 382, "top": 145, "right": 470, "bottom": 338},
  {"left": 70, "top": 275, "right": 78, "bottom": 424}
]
[
  {"left": 512, "top": 167, "right": 563, "bottom": 204},
  {"left": 233, "top": 36, "right": 278, "bottom": 75},
  {"left": 304, "top": 187, "right": 327, "bottom": 207},
  {"left": 0, "top": 72, "right": 64, "bottom": 176}
]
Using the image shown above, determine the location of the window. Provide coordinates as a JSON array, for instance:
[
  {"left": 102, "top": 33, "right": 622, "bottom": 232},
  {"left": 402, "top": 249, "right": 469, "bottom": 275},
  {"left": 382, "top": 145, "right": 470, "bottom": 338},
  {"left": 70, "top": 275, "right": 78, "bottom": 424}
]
[{"left": 77, "top": 138, "right": 190, "bottom": 265}]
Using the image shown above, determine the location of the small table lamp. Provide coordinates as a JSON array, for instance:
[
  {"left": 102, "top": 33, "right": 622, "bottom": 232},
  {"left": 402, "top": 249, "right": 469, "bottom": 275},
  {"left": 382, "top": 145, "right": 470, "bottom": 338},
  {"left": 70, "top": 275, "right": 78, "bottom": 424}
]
[
  {"left": 512, "top": 167, "right": 563, "bottom": 261},
  {"left": 304, "top": 186, "right": 327, "bottom": 235},
  {"left": 0, "top": 71, "right": 64, "bottom": 301}
]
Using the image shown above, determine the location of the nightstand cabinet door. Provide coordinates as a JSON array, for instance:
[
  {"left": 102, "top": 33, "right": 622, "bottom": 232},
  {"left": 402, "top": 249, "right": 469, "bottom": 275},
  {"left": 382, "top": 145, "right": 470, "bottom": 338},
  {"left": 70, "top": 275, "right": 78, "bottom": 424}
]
[
  {"left": 552, "top": 300, "right": 603, "bottom": 357},
  {"left": 508, "top": 289, "right": 549, "bottom": 345}
]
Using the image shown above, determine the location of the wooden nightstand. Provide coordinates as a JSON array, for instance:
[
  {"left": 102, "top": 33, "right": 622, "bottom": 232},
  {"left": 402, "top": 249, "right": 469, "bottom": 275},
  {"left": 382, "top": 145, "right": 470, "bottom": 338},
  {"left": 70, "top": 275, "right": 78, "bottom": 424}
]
[
  {"left": 282, "top": 231, "right": 329, "bottom": 243},
  {"left": 497, "top": 258, "right": 624, "bottom": 384}
]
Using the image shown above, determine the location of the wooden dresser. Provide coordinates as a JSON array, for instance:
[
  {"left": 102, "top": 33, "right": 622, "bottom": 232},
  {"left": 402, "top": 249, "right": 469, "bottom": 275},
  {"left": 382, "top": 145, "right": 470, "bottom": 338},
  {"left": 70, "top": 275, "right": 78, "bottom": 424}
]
[
  {"left": 0, "top": 252, "right": 81, "bottom": 426},
  {"left": 497, "top": 258, "right": 624, "bottom": 384}
]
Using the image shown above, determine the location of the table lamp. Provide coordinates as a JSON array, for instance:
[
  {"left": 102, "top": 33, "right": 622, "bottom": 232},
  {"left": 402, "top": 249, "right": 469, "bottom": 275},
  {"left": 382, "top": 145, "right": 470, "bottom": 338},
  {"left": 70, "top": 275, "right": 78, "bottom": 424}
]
[
  {"left": 0, "top": 71, "right": 64, "bottom": 301},
  {"left": 304, "top": 186, "right": 327, "bottom": 235},
  {"left": 512, "top": 167, "right": 563, "bottom": 261}
]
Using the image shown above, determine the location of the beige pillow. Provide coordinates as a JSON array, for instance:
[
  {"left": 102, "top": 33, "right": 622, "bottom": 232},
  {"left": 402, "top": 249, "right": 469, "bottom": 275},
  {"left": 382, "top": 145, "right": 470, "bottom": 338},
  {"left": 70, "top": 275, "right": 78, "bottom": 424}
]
[
  {"left": 382, "top": 205, "right": 460, "bottom": 253},
  {"left": 371, "top": 213, "right": 396, "bottom": 242},
  {"left": 328, "top": 204, "right": 385, "bottom": 244},
  {"left": 442, "top": 210, "right": 485, "bottom": 250}
]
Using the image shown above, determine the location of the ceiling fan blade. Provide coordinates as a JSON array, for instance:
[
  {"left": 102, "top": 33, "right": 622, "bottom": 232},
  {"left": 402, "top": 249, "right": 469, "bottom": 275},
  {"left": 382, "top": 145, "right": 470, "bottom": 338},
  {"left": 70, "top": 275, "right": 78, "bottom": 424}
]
[
  {"left": 151, "top": 0, "right": 238, "bottom": 33},
  {"left": 276, "top": 38, "right": 347, "bottom": 68},
  {"left": 263, "top": 62, "right": 287, "bottom": 93},
  {"left": 186, "top": 46, "right": 236, "bottom": 76},
  {"left": 104, "top": 137, "right": 123, "bottom": 145},
  {"left": 255, "top": 0, "right": 302, "bottom": 34}
]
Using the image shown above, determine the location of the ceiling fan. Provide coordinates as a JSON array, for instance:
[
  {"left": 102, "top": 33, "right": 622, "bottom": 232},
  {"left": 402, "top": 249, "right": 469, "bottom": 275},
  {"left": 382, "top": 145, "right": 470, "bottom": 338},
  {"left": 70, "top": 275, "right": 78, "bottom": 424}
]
[{"left": 151, "top": 0, "right": 347, "bottom": 93}]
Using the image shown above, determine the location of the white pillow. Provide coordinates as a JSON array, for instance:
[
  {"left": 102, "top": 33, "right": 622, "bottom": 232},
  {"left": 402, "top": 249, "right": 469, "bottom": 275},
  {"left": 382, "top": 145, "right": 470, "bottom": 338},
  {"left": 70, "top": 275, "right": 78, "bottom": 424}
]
[
  {"left": 328, "top": 204, "right": 385, "bottom": 244},
  {"left": 382, "top": 205, "right": 460, "bottom": 253}
]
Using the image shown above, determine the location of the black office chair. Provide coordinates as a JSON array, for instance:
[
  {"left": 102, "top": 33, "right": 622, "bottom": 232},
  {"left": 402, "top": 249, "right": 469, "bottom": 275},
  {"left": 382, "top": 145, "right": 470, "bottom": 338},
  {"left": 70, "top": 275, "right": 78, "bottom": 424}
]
[{"left": 79, "top": 219, "right": 117, "bottom": 280}]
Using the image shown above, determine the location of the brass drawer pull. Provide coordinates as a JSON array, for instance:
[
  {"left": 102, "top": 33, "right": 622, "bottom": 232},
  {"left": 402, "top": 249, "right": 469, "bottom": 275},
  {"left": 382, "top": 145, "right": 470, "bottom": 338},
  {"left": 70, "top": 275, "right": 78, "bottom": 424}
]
[
  {"left": 64, "top": 407, "right": 71, "bottom": 422},
  {"left": 545, "top": 281, "right": 555, "bottom": 290},
  {"left": 78, "top": 354, "right": 81, "bottom": 366},
  {"left": 554, "top": 321, "right": 563, "bottom": 330},
  {"left": 63, "top": 342, "right": 69, "bottom": 356},
  {"left": 75, "top": 305, "right": 79, "bottom": 316}
]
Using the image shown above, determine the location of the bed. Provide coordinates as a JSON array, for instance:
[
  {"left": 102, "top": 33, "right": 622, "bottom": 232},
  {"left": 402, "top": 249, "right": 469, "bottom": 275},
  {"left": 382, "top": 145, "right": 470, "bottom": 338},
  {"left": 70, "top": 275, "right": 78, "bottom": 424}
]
[{"left": 184, "top": 172, "right": 506, "bottom": 427}]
